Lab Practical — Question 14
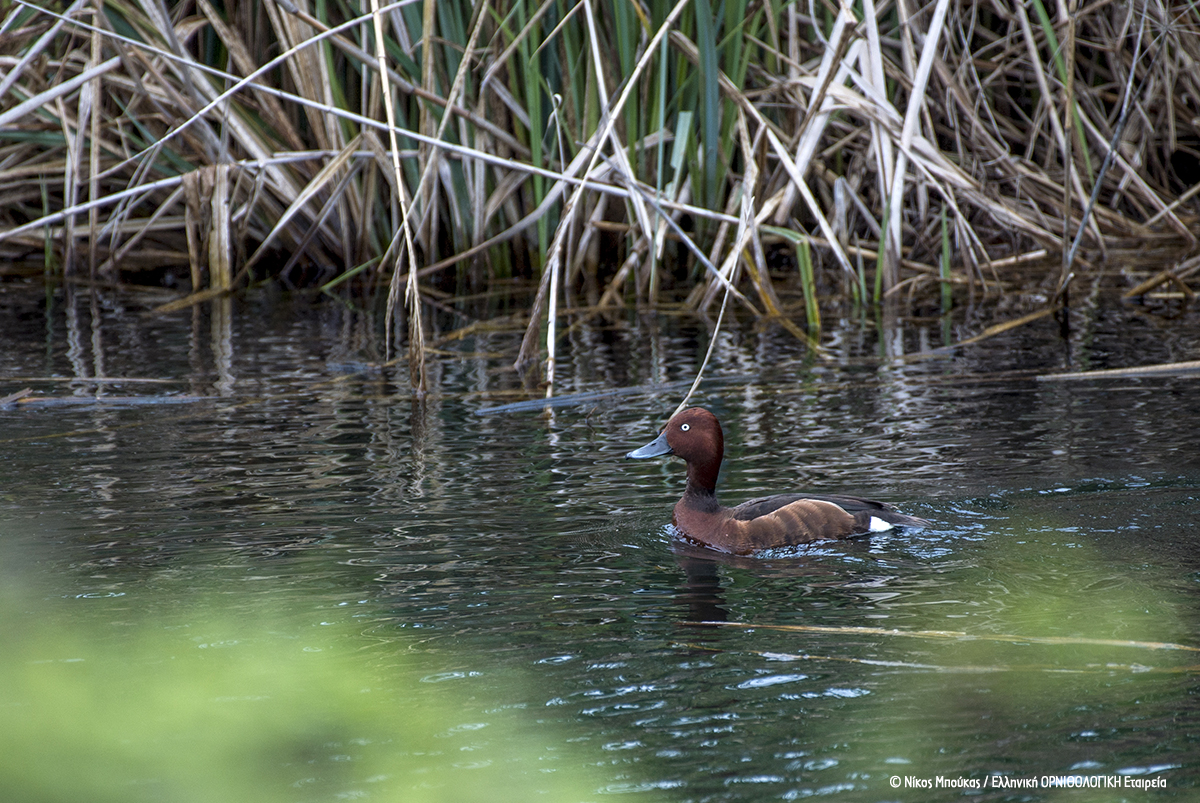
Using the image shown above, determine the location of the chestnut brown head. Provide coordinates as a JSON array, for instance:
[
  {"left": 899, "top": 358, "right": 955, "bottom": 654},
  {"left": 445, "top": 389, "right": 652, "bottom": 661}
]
[{"left": 626, "top": 407, "right": 724, "bottom": 493}]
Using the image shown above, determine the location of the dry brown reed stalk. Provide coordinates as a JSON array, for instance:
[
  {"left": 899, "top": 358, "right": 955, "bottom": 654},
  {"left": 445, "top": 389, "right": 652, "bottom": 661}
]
[
  {"left": 371, "top": 1, "right": 424, "bottom": 394},
  {"left": 1, "top": 0, "right": 1198, "bottom": 389}
]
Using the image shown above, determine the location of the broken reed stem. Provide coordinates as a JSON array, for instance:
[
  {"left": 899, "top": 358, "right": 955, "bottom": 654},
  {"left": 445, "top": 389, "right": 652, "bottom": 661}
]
[
  {"left": 693, "top": 620, "right": 1200, "bottom": 653},
  {"left": 1065, "top": 5, "right": 1147, "bottom": 273},
  {"left": 673, "top": 265, "right": 734, "bottom": 419},
  {"left": 672, "top": 183, "right": 758, "bottom": 418}
]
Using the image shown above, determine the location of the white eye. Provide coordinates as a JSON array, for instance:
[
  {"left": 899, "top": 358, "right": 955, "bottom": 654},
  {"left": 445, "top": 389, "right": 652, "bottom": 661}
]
[{"left": 680, "top": 423, "right": 690, "bottom": 431}]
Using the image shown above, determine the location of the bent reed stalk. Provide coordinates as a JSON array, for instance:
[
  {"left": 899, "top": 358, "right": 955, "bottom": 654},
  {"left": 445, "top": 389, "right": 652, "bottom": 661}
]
[{"left": 1, "top": 0, "right": 1198, "bottom": 387}]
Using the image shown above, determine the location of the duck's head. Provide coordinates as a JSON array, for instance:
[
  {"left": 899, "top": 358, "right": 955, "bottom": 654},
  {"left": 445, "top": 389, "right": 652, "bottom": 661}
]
[{"left": 626, "top": 408, "right": 724, "bottom": 491}]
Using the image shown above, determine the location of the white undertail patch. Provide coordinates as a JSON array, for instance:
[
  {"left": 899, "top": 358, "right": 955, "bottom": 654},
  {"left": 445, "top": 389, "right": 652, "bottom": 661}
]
[{"left": 868, "top": 516, "right": 894, "bottom": 532}]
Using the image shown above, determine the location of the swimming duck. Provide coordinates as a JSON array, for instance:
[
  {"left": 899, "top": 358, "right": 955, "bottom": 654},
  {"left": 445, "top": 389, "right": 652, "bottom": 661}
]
[{"left": 626, "top": 407, "right": 928, "bottom": 554}]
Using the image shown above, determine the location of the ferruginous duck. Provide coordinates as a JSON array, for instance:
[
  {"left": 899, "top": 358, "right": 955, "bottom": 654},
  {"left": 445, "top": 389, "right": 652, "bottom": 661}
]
[{"left": 626, "top": 407, "right": 928, "bottom": 554}]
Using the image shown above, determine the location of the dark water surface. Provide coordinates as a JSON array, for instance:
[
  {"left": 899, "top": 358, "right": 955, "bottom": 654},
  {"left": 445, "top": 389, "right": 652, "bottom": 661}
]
[{"left": 2, "top": 283, "right": 1199, "bottom": 801}]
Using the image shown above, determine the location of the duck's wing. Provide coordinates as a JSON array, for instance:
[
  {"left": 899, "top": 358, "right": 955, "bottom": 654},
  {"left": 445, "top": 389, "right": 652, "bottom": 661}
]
[
  {"left": 728, "top": 493, "right": 813, "bottom": 521},
  {"left": 729, "top": 492, "right": 929, "bottom": 528}
]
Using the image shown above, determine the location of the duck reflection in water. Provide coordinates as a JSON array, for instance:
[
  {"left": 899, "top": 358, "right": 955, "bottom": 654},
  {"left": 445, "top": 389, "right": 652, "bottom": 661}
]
[{"left": 669, "top": 539, "right": 892, "bottom": 625}]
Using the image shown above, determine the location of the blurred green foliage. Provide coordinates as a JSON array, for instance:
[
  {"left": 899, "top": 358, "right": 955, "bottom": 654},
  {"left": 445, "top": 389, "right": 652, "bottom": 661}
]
[{"left": 0, "top": 591, "right": 600, "bottom": 803}]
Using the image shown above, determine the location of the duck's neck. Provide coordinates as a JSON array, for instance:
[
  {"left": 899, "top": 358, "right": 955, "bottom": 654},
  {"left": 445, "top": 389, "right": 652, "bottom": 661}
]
[
  {"left": 683, "top": 482, "right": 720, "bottom": 514},
  {"left": 684, "top": 458, "right": 721, "bottom": 507}
]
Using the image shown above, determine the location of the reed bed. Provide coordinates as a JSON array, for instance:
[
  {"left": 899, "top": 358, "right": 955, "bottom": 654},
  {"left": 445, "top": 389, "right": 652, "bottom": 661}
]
[{"left": 1, "top": 0, "right": 1198, "bottom": 388}]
